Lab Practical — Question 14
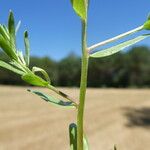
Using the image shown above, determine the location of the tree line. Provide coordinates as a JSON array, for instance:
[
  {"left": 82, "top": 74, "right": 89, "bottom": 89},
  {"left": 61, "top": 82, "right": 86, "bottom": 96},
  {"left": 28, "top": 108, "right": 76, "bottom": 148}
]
[{"left": 0, "top": 46, "right": 150, "bottom": 87}]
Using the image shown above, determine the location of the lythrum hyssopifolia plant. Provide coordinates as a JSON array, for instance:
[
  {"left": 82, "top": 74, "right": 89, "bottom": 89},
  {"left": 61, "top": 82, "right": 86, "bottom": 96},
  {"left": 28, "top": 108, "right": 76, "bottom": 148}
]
[{"left": 0, "top": 1, "right": 150, "bottom": 149}]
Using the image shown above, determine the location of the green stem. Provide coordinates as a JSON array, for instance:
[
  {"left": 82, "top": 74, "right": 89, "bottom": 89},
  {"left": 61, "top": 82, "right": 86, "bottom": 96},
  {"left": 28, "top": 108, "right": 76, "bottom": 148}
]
[{"left": 77, "top": 20, "right": 89, "bottom": 150}]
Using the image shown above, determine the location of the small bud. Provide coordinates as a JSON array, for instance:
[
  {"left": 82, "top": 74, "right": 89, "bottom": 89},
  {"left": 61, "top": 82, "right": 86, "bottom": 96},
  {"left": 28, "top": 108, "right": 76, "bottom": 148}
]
[{"left": 143, "top": 20, "right": 150, "bottom": 30}]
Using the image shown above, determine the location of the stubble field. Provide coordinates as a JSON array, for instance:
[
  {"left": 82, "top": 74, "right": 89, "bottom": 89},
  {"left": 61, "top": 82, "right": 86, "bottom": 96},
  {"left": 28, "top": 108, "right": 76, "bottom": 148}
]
[{"left": 0, "top": 86, "right": 150, "bottom": 150}]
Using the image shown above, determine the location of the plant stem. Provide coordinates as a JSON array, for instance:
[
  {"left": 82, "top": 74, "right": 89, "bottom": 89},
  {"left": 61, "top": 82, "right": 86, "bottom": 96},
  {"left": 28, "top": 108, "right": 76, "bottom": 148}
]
[
  {"left": 88, "top": 25, "right": 144, "bottom": 52},
  {"left": 77, "top": 20, "right": 88, "bottom": 150}
]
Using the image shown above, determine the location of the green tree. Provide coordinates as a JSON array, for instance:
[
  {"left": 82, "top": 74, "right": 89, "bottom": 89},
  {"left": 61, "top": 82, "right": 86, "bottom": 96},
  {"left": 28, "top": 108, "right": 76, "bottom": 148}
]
[
  {"left": 58, "top": 53, "right": 80, "bottom": 86},
  {"left": 126, "top": 46, "right": 150, "bottom": 87}
]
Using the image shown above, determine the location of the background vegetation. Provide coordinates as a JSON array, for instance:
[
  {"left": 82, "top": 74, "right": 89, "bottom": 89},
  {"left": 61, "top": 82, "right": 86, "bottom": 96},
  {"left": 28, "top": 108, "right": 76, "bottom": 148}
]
[{"left": 0, "top": 46, "right": 150, "bottom": 88}]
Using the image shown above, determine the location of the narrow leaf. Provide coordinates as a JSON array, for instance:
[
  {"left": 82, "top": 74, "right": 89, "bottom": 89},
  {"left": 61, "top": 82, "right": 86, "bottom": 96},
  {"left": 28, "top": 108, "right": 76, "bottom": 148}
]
[
  {"left": 28, "top": 90, "right": 75, "bottom": 108},
  {"left": 24, "top": 31, "right": 30, "bottom": 66},
  {"left": 69, "top": 123, "right": 77, "bottom": 150},
  {"left": 15, "top": 21, "right": 21, "bottom": 35},
  {"left": 69, "top": 123, "right": 89, "bottom": 150},
  {"left": 18, "top": 51, "right": 26, "bottom": 65},
  {"left": 10, "top": 61, "right": 27, "bottom": 72},
  {"left": 8, "top": 11, "right": 16, "bottom": 48},
  {"left": 83, "top": 134, "right": 89, "bottom": 150},
  {"left": 32, "top": 66, "right": 51, "bottom": 83},
  {"left": 71, "top": 0, "right": 87, "bottom": 20},
  {"left": 90, "top": 35, "right": 150, "bottom": 58},
  {"left": 0, "top": 25, "right": 10, "bottom": 40},
  {"left": 0, "top": 60, "right": 25, "bottom": 75},
  {"left": 22, "top": 73, "right": 48, "bottom": 87},
  {"left": 3, "top": 25, "right": 9, "bottom": 34},
  {"left": 0, "top": 35, "right": 17, "bottom": 59}
]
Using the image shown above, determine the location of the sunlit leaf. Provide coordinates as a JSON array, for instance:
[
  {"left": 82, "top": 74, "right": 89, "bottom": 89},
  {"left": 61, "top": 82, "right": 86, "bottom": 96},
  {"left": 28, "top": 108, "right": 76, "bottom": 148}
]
[
  {"left": 70, "top": 0, "right": 87, "bottom": 20},
  {"left": 32, "top": 66, "right": 51, "bottom": 83},
  {"left": 0, "top": 25, "right": 10, "bottom": 40},
  {"left": 15, "top": 21, "right": 21, "bottom": 35},
  {"left": 18, "top": 51, "right": 26, "bottom": 65},
  {"left": 24, "top": 31, "right": 30, "bottom": 66},
  {"left": 0, "top": 60, "right": 25, "bottom": 75},
  {"left": 10, "top": 61, "right": 26, "bottom": 72},
  {"left": 8, "top": 11, "right": 16, "bottom": 48},
  {"left": 69, "top": 123, "right": 77, "bottom": 150},
  {"left": 0, "top": 35, "right": 17, "bottom": 59},
  {"left": 28, "top": 90, "right": 75, "bottom": 108},
  {"left": 3, "top": 25, "right": 9, "bottom": 34},
  {"left": 69, "top": 123, "right": 89, "bottom": 150},
  {"left": 22, "top": 73, "right": 48, "bottom": 87},
  {"left": 90, "top": 35, "right": 150, "bottom": 58},
  {"left": 83, "top": 134, "right": 89, "bottom": 150},
  {"left": 143, "top": 20, "right": 150, "bottom": 30}
]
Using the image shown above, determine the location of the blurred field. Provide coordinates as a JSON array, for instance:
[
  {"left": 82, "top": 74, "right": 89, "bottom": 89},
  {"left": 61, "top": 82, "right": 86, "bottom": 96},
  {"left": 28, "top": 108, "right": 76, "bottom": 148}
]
[{"left": 0, "top": 86, "right": 150, "bottom": 150}]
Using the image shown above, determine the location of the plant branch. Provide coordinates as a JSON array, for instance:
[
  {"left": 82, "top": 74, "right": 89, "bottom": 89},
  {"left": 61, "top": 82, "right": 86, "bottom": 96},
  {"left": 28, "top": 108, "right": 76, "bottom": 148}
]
[
  {"left": 47, "top": 84, "right": 78, "bottom": 108},
  {"left": 88, "top": 25, "right": 144, "bottom": 52}
]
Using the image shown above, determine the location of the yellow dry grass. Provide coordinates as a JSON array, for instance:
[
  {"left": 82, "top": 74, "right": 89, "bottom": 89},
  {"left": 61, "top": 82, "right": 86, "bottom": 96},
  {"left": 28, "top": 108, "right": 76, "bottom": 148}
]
[{"left": 0, "top": 86, "right": 150, "bottom": 150}]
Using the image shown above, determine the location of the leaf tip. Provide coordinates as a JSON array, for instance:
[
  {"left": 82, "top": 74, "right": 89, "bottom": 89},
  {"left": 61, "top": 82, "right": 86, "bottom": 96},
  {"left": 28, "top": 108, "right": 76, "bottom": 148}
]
[
  {"left": 24, "top": 30, "right": 28, "bottom": 38},
  {"left": 8, "top": 10, "right": 14, "bottom": 20},
  {"left": 9, "top": 9, "right": 13, "bottom": 14},
  {"left": 69, "top": 123, "right": 77, "bottom": 129},
  {"left": 70, "top": 0, "right": 87, "bottom": 21}
]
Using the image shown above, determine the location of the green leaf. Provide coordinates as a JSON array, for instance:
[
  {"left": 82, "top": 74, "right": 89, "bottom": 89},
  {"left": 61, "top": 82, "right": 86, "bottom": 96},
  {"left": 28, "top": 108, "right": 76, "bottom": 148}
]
[
  {"left": 28, "top": 90, "right": 75, "bottom": 108},
  {"left": 32, "top": 66, "right": 51, "bottom": 83},
  {"left": 0, "top": 35, "right": 17, "bottom": 59},
  {"left": 8, "top": 11, "right": 16, "bottom": 48},
  {"left": 0, "top": 60, "right": 25, "bottom": 75},
  {"left": 0, "top": 25, "right": 10, "bottom": 40},
  {"left": 143, "top": 20, "right": 150, "bottom": 30},
  {"left": 3, "top": 25, "right": 9, "bottom": 34},
  {"left": 70, "top": 0, "right": 87, "bottom": 20},
  {"left": 10, "top": 61, "right": 27, "bottom": 72},
  {"left": 83, "top": 134, "right": 89, "bottom": 150},
  {"left": 15, "top": 21, "right": 21, "bottom": 35},
  {"left": 22, "top": 73, "right": 48, "bottom": 87},
  {"left": 24, "top": 31, "right": 30, "bottom": 66},
  {"left": 90, "top": 35, "right": 150, "bottom": 58},
  {"left": 17, "top": 51, "right": 26, "bottom": 65},
  {"left": 69, "top": 123, "right": 89, "bottom": 150},
  {"left": 69, "top": 123, "right": 77, "bottom": 150}
]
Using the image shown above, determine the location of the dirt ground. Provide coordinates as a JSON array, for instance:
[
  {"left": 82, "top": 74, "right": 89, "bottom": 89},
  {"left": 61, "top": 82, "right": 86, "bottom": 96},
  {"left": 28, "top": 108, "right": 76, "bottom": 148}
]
[{"left": 0, "top": 86, "right": 150, "bottom": 150}]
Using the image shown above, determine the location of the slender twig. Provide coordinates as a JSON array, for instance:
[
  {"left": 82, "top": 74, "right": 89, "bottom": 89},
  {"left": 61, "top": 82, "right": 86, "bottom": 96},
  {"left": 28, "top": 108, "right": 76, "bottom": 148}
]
[
  {"left": 76, "top": 1, "right": 89, "bottom": 149},
  {"left": 77, "top": 20, "right": 89, "bottom": 150},
  {"left": 88, "top": 25, "right": 144, "bottom": 52},
  {"left": 47, "top": 84, "right": 78, "bottom": 108}
]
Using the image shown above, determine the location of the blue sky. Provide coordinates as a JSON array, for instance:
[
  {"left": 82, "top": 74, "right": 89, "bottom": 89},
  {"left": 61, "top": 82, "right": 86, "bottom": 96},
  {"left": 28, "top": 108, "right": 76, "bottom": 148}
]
[{"left": 0, "top": 0, "right": 150, "bottom": 60}]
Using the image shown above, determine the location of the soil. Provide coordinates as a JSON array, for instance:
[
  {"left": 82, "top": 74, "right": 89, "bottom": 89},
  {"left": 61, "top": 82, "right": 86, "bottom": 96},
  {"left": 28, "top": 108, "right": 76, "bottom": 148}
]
[{"left": 0, "top": 86, "right": 150, "bottom": 150}]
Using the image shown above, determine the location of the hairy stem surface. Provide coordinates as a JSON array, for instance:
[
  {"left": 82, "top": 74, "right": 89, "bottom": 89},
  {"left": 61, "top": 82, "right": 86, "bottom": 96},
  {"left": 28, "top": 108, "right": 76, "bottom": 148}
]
[{"left": 77, "top": 20, "right": 89, "bottom": 150}]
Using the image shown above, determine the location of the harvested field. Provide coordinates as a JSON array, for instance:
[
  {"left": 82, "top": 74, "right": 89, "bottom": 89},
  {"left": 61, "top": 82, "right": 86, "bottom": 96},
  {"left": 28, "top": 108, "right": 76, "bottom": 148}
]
[{"left": 0, "top": 86, "right": 150, "bottom": 150}]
